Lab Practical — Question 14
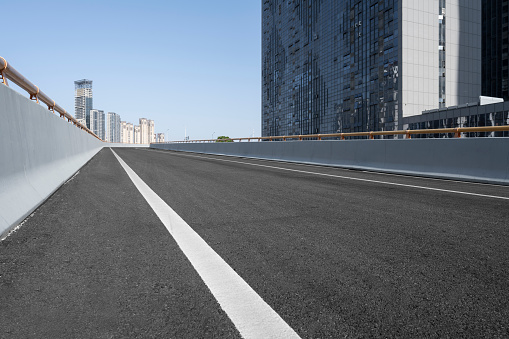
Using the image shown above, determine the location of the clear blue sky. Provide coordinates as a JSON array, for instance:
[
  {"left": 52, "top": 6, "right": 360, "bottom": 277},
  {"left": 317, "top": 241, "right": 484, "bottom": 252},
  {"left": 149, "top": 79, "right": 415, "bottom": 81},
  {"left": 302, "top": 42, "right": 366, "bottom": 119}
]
[{"left": 3, "top": 0, "right": 261, "bottom": 140}]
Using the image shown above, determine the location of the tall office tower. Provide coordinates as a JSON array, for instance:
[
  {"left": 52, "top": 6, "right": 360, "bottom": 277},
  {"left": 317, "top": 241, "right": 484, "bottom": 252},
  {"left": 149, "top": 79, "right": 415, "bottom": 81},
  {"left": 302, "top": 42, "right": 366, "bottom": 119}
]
[
  {"left": 139, "top": 118, "right": 149, "bottom": 144},
  {"left": 134, "top": 125, "right": 141, "bottom": 144},
  {"left": 262, "top": 1, "right": 481, "bottom": 136},
  {"left": 74, "top": 79, "right": 93, "bottom": 129},
  {"left": 89, "top": 109, "right": 105, "bottom": 140},
  {"left": 482, "top": 0, "right": 509, "bottom": 100},
  {"left": 149, "top": 120, "right": 155, "bottom": 143},
  {"left": 106, "top": 112, "right": 121, "bottom": 143}
]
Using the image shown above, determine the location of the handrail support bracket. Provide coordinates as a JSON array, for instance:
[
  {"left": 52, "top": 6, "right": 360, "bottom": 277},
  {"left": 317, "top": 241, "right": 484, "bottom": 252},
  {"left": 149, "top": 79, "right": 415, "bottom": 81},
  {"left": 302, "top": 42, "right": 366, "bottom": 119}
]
[{"left": 0, "top": 71, "right": 7, "bottom": 86}]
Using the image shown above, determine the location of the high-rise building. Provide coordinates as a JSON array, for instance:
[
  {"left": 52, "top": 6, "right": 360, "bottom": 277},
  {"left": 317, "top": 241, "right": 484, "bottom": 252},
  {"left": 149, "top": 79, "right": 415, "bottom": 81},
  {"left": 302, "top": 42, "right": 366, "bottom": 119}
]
[
  {"left": 139, "top": 118, "right": 155, "bottom": 143},
  {"left": 140, "top": 118, "right": 149, "bottom": 144},
  {"left": 120, "top": 121, "right": 126, "bottom": 143},
  {"left": 262, "top": 1, "right": 481, "bottom": 136},
  {"left": 149, "top": 119, "right": 155, "bottom": 143},
  {"left": 482, "top": 0, "right": 509, "bottom": 101},
  {"left": 89, "top": 109, "right": 105, "bottom": 140},
  {"left": 74, "top": 79, "right": 93, "bottom": 129},
  {"left": 134, "top": 125, "right": 141, "bottom": 144},
  {"left": 125, "top": 122, "right": 134, "bottom": 143},
  {"left": 106, "top": 112, "right": 121, "bottom": 143}
]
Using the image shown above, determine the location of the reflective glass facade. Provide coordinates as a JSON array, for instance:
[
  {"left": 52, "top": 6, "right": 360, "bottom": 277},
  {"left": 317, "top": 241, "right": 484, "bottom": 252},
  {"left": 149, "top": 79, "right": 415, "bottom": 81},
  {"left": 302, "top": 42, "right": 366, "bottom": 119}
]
[
  {"left": 403, "top": 101, "right": 509, "bottom": 138},
  {"left": 262, "top": 0, "right": 400, "bottom": 137},
  {"left": 482, "top": 0, "right": 509, "bottom": 101},
  {"left": 438, "top": 0, "right": 446, "bottom": 108}
]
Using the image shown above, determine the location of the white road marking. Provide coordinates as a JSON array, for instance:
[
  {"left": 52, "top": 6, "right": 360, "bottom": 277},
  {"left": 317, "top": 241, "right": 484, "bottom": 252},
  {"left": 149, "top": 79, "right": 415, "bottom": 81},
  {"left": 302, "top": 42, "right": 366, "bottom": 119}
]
[
  {"left": 111, "top": 149, "right": 300, "bottom": 339},
  {"left": 236, "top": 158, "right": 505, "bottom": 188},
  {"left": 151, "top": 150, "right": 509, "bottom": 201},
  {"left": 148, "top": 148, "right": 506, "bottom": 187},
  {"left": 359, "top": 169, "right": 507, "bottom": 187}
]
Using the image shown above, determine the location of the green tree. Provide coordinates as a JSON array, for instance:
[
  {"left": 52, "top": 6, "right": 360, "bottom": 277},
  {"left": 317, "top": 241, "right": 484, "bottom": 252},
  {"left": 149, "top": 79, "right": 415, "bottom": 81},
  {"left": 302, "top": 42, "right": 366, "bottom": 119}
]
[{"left": 216, "top": 136, "right": 233, "bottom": 142}]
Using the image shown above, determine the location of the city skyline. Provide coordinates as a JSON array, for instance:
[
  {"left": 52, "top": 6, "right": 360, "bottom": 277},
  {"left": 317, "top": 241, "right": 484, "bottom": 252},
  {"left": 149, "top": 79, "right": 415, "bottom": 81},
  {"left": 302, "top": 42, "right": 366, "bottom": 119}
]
[
  {"left": 1, "top": 0, "right": 261, "bottom": 141},
  {"left": 2, "top": 1, "right": 507, "bottom": 141},
  {"left": 75, "top": 78, "right": 160, "bottom": 143},
  {"left": 75, "top": 77, "right": 160, "bottom": 143}
]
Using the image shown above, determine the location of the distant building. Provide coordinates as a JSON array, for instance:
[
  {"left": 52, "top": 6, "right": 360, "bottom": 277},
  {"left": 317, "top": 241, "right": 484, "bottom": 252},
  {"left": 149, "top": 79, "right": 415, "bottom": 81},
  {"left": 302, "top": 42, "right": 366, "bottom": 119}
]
[
  {"left": 139, "top": 118, "right": 155, "bottom": 143},
  {"left": 134, "top": 125, "right": 141, "bottom": 144},
  {"left": 149, "top": 120, "right": 155, "bottom": 143},
  {"left": 74, "top": 79, "right": 93, "bottom": 129},
  {"left": 121, "top": 121, "right": 134, "bottom": 143},
  {"left": 119, "top": 117, "right": 157, "bottom": 143},
  {"left": 156, "top": 133, "right": 165, "bottom": 143},
  {"left": 120, "top": 121, "right": 126, "bottom": 142},
  {"left": 106, "top": 112, "right": 121, "bottom": 143},
  {"left": 89, "top": 109, "right": 105, "bottom": 140},
  {"left": 482, "top": 0, "right": 509, "bottom": 101},
  {"left": 126, "top": 123, "right": 133, "bottom": 143},
  {"left": 262, "top": 1, "right": 481, "bottom": 136},
  {"left": 139, "top": 118, "right": 149, "bottom": 144}
]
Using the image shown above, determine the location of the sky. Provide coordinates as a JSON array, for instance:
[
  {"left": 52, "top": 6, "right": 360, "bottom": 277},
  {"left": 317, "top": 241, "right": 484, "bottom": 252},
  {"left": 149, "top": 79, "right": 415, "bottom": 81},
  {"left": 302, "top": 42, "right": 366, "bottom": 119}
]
[{"left": 2, "top": 0, "right": 261, "bottom": 141}]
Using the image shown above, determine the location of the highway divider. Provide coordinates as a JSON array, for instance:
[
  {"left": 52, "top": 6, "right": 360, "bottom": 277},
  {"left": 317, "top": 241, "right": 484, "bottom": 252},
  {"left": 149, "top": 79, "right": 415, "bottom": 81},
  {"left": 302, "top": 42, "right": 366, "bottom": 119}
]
[{"left": 151, "top": 139, "right": 509, "bottom": 185}]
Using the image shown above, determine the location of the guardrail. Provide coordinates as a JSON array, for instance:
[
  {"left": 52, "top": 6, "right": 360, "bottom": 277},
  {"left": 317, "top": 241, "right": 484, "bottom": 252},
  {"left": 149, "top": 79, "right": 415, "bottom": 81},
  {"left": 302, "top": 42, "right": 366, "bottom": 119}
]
[
  {"left": 165, "top": 125, "right": 509, "bottom": 143},
  {"left": 0, "top": 56, "right": 101, "bottom": 140}
]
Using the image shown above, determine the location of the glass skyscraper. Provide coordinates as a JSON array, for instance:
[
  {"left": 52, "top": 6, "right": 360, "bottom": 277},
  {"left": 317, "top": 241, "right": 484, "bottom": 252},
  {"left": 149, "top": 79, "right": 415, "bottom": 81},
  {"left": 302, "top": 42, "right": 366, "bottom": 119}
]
[
  {"left": 482, "top": 0, "right": 509, "bottom": 101},
  {"left": 74, "top": 79, "right": 93, "bottom": 129},
  {"left": 262, "top": 1, "right": 481, "bottom": 137}
]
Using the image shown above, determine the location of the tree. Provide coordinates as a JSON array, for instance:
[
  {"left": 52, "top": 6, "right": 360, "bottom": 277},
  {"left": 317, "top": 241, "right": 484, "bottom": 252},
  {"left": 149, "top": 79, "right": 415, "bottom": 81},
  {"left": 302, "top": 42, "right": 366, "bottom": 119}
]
[{"left": 216, "top": 136, "right": 233, "bottom": 142}]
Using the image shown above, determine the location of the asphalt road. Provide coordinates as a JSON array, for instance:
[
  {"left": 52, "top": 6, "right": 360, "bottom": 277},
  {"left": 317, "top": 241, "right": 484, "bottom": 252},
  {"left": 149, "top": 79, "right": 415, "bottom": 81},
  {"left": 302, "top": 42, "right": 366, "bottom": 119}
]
[{"left": 2, "top": 147, "right": 509, "bottom": 338}]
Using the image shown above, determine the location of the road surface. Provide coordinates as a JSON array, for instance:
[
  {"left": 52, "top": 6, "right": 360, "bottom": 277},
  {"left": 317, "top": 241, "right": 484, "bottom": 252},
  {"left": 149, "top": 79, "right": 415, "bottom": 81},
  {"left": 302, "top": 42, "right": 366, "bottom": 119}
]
[{"left": 1, "top": 147, "right": 509, "bottom": 338}]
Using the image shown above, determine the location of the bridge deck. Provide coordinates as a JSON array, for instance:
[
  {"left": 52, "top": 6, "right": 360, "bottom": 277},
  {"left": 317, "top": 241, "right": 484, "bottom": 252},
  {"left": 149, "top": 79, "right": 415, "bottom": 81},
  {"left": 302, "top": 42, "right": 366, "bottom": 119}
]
[{"left": 1, "top": 147, "right": 509, "bottom": 338}]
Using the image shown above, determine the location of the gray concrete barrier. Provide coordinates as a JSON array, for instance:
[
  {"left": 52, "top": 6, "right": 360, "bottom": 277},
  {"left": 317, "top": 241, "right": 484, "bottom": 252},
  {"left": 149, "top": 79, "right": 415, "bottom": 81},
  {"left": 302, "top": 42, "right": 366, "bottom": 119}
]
[
  {"left": 0, "top": 84, "right": 101, "bottom": 236},
  {"left": 151, "top": 138, "right": 509, "bottom": 185},
  {"left": 0, "top": 84, "right": 147, "bottom": 237}
]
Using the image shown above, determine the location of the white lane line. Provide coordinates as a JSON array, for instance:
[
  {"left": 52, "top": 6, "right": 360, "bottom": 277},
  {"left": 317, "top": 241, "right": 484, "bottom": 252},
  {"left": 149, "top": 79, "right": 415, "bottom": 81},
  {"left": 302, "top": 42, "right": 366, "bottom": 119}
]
[
  {"left": 247, "top": 158, "right": 506, "bottom": 188},
  {"left": 111, "top": 149, "right": 300, "bottom": 339},
  {"left": 167, "top": 151, "right": 503, "bottom": 187},
  {"left": 152, "top": 150, "right": 509, "bottom": 201},
  {"left": 359, "top": 169, "right": 507, "bottom": 187}
]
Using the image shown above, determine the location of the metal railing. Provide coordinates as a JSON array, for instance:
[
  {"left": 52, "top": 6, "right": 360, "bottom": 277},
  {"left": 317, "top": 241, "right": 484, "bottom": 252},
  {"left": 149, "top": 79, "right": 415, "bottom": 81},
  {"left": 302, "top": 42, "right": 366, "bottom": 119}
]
[
  {"left": 166, "top": 125, "right": 509, "bottom": 143},
  {"left": 0, "top": 56, "right": 101, "bottom": 140}
]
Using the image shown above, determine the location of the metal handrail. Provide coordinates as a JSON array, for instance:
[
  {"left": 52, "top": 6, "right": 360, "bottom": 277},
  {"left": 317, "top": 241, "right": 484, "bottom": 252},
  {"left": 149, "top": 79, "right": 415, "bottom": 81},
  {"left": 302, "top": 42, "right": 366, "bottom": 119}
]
[
  {"left": 0, "top": 56, "right": 101, "bottom": 140},
  {"left": 164, "top": 125, "right": 509, "bottom": 143}
]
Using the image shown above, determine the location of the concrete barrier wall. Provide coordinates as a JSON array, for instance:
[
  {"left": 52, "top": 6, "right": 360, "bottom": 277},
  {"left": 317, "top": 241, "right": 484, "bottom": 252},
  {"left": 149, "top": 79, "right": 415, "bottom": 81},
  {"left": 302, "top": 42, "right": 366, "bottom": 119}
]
[
  {"left": 0, "top": 84, "right": 115, "bottom": 236},
  {"left": 151, "top": 138, "right": 509, "bottom": 185}
]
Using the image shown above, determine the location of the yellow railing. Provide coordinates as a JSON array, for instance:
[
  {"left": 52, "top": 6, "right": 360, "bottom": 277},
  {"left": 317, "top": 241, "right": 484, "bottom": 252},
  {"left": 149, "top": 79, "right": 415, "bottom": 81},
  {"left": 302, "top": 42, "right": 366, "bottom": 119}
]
[
  {"left": 0, "top": 56, "right": 101, "bottom": 140},
  {"left": 167, "top": 125, "right": 509, "bottom": 143}
]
